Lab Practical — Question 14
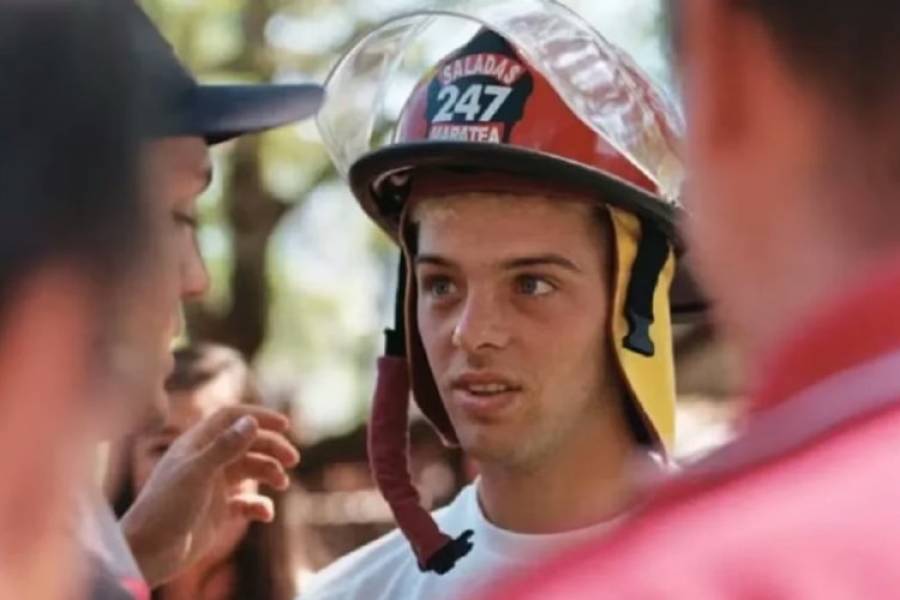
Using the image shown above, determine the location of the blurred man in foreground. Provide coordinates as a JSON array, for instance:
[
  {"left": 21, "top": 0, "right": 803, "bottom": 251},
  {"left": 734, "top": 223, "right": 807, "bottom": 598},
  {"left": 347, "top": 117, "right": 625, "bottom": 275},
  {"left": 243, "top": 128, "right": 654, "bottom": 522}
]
[
  {"left": 488, "top": 1, "right": 900, "bottom": 597},
  {"left": 0, "top": 1, "right": 147, "bottom": 597}
]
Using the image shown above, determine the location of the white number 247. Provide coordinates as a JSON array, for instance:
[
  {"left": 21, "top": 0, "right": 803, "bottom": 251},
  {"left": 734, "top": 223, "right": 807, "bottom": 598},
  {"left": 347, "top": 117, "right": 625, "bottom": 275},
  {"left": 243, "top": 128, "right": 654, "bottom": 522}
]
[{"left": 433, "top": 84, "right": 512, "bottom": 123}]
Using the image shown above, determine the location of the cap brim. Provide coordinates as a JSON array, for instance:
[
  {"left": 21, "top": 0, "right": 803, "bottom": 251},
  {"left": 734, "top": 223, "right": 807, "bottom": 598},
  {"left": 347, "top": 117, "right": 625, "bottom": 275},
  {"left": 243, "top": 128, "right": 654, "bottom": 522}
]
[
  {"left": 186, "top": 83, "right": 323, "bottom": 145},
  {"left": 350, "top": 142, "right": 707, "bottom": 318}
]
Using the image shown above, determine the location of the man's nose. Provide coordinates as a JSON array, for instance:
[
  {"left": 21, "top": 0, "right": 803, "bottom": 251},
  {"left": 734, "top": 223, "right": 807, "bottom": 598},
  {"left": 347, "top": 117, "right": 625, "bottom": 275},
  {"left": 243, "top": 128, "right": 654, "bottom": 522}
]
[
  {"left": 180, "top": 241, "right": 210, "bottom": 301},
  {"left": 451, "top": 289, "right": 510, "bottom": 353}
]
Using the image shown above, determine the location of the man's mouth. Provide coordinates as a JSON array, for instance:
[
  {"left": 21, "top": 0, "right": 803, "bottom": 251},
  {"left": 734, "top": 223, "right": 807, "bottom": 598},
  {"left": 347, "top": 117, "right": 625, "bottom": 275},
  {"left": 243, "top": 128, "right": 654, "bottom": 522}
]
[
  {"left": 452, "top": 372, "right": 523, "bottom": 395},
  {"left": 449, "top": 373, "right": 523, "bottom": 417},
  {"left": 461, "top": 382, "right": 519, "bottom": 396}
]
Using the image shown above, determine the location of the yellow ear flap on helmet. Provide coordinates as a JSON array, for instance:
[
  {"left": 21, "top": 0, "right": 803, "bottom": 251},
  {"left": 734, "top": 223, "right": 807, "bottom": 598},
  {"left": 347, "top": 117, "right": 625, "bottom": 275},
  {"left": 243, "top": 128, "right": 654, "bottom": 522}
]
[{"left": 608, "top": 206, "right": 677, "bottom": 451}]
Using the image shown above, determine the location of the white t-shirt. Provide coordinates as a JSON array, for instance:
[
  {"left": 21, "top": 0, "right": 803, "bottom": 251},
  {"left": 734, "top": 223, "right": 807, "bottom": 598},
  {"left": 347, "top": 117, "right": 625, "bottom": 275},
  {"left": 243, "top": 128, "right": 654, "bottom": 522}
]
[
  {"left": 299, "top": 482, "right": 625, "bottom": 600},
  {"left": 76, "top": 484, "right": 150, "bottom": 599},
  {"left": 78, "top": 485, "right": 150, "bottom": 595}
]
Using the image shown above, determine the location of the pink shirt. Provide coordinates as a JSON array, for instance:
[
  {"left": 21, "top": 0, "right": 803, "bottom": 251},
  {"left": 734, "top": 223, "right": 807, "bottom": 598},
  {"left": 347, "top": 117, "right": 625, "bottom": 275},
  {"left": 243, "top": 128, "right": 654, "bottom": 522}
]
[{"left": 484, "top": 258, "right": 900, "bottom": 599}]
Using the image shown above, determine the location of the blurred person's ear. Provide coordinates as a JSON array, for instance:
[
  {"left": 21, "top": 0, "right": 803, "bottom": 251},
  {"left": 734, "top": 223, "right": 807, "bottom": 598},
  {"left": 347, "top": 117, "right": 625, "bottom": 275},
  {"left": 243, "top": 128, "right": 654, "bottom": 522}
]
[
  {"left": 678, "top": 0, "right": 756, "bottom": 156},
  {"left": 679, "top": 0, "right": 819, "bottom": 165},
  {"left": 0, "top": 266, "right": 101, "bottom": 599}
]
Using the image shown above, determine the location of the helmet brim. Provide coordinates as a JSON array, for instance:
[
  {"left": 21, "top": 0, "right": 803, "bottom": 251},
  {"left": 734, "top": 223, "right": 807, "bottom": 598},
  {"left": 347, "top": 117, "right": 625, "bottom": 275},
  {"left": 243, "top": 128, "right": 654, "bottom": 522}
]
[{"left": 349, "top": 141, "right": 706, "bottom": 318}]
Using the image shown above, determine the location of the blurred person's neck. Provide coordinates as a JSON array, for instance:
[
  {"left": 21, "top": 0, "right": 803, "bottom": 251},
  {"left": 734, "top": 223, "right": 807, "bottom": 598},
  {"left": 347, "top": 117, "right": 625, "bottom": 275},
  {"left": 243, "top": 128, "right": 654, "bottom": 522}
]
[
  {"left": 475, "top": 395, "right": 639, "bottom": 535},
  {"left": 738, "top": 137, "right": 900, "bottom": 382}
]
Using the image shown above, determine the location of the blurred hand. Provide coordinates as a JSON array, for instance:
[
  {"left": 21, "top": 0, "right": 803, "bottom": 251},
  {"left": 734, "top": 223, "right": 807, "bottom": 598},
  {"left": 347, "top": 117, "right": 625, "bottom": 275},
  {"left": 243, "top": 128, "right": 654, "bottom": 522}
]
[{"left": 119, "top": 405, "right": 299, "bottom": 587}]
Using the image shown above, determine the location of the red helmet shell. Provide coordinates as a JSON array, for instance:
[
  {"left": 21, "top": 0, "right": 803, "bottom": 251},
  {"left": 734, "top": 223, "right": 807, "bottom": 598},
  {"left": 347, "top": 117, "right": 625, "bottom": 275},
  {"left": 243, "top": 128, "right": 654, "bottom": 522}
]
[
  {"left": 395, "top": 30, "right": 659, "bottom": 195},
  {"left": 350, "top": 28, "right": 688, "bottom": 255}
]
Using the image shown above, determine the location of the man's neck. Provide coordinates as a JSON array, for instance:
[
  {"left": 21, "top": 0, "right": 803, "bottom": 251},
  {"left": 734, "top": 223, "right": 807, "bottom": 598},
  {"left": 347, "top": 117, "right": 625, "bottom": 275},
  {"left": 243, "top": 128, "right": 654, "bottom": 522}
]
[
  {"left": 738, "top": 160, "right": 900, "bottom": 373},
  {"left": 744, "top": 232, "right": 900, "bottom": 379},
  {"left": 475, "top": 409, "right": 640, "bottom": 534}
]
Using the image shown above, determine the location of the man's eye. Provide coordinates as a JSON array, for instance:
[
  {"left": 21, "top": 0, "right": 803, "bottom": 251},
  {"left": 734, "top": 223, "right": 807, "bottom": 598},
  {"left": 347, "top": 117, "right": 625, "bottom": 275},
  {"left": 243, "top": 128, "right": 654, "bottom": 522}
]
[
  {"left": 424, "top": 277, "right": 458, "bottom": 298},
  {"left": 172, "top": 211, "right": 198, "bottom": 229},
  {"left": 515, "top": 275, "right": 555, "bottom": 296}
]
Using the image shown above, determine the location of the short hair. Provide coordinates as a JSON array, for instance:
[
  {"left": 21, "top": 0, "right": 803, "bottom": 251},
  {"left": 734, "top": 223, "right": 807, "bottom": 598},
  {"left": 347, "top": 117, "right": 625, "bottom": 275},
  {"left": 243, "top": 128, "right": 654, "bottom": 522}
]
[
  {"left": 668, "top": 1, "right": 900, "bottom": 116},
  {"left": 166, "top": 343, "right": 262, "bottom": 406},
  {"left": 0, "top": 0, "right": 144, "bottom": 318}
]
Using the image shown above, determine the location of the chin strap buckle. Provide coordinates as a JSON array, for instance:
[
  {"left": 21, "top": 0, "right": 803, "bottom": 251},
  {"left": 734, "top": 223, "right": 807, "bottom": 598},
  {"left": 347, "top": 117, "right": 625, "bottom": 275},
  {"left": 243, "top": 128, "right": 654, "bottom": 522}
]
[
  {"left": 424, "top": 530, "right": 475, "bottom": 575},
  {"left": 623, "top": 308, "right": 654, "bottom": 356}
]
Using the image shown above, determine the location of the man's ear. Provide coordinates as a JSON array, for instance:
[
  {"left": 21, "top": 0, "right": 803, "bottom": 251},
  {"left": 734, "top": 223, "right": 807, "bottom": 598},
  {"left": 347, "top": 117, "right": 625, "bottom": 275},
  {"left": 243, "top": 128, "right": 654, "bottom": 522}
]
[{"left": 678, "top": 0, "right": 757, "bottom": 155}]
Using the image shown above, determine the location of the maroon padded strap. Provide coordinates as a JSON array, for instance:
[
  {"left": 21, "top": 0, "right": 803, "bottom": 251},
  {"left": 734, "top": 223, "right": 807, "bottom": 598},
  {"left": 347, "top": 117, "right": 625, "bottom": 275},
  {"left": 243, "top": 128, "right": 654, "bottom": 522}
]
[{"left": 368, "top": 356, "right": 451, "bottom": 568}]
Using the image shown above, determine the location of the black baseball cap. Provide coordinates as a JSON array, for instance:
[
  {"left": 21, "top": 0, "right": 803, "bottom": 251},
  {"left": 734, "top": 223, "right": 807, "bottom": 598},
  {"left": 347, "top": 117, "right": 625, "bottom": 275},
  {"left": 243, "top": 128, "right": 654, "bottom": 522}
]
[{"left": 130, "top": 1, "right": 323, "bottom": 145}]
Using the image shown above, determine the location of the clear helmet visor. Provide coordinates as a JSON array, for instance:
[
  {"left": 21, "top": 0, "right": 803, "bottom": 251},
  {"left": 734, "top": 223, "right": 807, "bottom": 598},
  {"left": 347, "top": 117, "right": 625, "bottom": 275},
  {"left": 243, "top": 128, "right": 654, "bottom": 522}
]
[{"left": 316, "top": 0, "right": 685, "bottom": 206}]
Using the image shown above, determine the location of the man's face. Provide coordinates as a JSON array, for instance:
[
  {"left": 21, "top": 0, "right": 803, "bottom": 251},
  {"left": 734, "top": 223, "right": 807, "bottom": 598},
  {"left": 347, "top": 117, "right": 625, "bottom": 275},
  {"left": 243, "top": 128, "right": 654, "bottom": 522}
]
[
  {"left": 144, "top": 136, "right": 213, "bottom": 305},
  {"left": 116, "top": 137, "right": 212, "bottom": 431},
  {"left": 414, "top": 193, "right": 618, "bottom": 469}
]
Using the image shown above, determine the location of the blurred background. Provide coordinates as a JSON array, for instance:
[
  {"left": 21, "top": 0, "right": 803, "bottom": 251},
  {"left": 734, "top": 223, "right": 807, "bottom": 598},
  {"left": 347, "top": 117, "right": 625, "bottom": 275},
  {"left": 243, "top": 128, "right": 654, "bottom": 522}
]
[{"left": 143, "top": 0, "right": 742, "bottom": 584}]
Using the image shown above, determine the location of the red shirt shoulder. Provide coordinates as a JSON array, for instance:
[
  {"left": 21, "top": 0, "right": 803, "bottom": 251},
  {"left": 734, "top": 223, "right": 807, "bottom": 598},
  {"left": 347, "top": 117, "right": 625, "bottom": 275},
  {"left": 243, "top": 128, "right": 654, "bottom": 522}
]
[{"left": 488, "top": 401, "right": 900, "bottom": 599}]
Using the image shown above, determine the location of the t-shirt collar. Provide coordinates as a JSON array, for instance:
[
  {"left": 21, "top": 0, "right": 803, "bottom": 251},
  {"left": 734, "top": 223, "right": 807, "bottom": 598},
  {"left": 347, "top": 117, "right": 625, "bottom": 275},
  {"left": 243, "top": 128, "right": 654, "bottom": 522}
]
[{"left": 465, "top": 452, "right": 666, "bottom": 562}]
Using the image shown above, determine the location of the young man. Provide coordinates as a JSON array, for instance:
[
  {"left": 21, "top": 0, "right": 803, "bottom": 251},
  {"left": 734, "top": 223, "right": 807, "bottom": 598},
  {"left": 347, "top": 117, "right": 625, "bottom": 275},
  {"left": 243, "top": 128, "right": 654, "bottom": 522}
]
[
  {"left": 80, "top": 3, "right": 321, "bottom": 598},
  {"left": 303, "top": 3, "right": 700, "bottom": 598},
  {"left": 487, "top": 1, "right": 900, "bottom": 598}
]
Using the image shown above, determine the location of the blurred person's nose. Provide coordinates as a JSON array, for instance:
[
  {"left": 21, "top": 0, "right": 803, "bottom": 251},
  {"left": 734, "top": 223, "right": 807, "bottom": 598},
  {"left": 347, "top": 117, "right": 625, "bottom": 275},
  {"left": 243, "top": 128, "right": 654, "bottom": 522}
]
[
  {"left": 451, "top": 287, "right": 511, "bottom": 355},
  {"left": 180, "top": 240, "right": 210, "bottom": 301}
]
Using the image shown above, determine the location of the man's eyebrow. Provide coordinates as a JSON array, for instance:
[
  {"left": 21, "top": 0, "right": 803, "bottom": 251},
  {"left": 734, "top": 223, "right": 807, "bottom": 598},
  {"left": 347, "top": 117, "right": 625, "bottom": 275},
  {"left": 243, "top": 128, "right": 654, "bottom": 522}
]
[
  {"left": 415, "top": 253, "right": 582, "bottom": 273},
  {"left": 415, "top": 254, "right": 457, "bottom": 268},
  {"left": 501, "top": 254, "right": 582, "bottom": 273}
]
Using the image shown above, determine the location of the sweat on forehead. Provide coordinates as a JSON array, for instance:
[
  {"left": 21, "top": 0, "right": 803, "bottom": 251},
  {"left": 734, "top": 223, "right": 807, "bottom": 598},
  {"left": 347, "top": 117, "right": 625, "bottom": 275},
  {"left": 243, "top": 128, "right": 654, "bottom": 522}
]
[
  {"left": 401, "top": 169, "right": 615, "bottom": 259},
  {"left": 406, "top": 168, "right": 605, "bottom": 222},
  {"left": 410, "top": 191, "right": 595, "bottom": 224},
  {"left": 408, "top": 168, "right": 599, "bottom": 203}
]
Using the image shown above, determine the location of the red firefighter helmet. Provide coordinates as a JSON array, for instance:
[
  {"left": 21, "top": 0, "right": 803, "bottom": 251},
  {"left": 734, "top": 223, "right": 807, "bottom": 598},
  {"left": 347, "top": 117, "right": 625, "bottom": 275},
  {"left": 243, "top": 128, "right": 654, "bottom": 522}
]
[{"left": 317, "top": 0, "right": 703, "bottom": 576}]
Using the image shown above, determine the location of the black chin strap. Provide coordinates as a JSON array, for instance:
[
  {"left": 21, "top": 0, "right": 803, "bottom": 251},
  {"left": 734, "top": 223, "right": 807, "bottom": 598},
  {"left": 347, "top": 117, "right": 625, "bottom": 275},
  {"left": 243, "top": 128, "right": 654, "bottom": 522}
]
[
  {"left": 622, "top": 218, "right": 669, "bottom": 357},
  {"left": 385, "top": 254, "right": 408, "bottom": 358}
]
